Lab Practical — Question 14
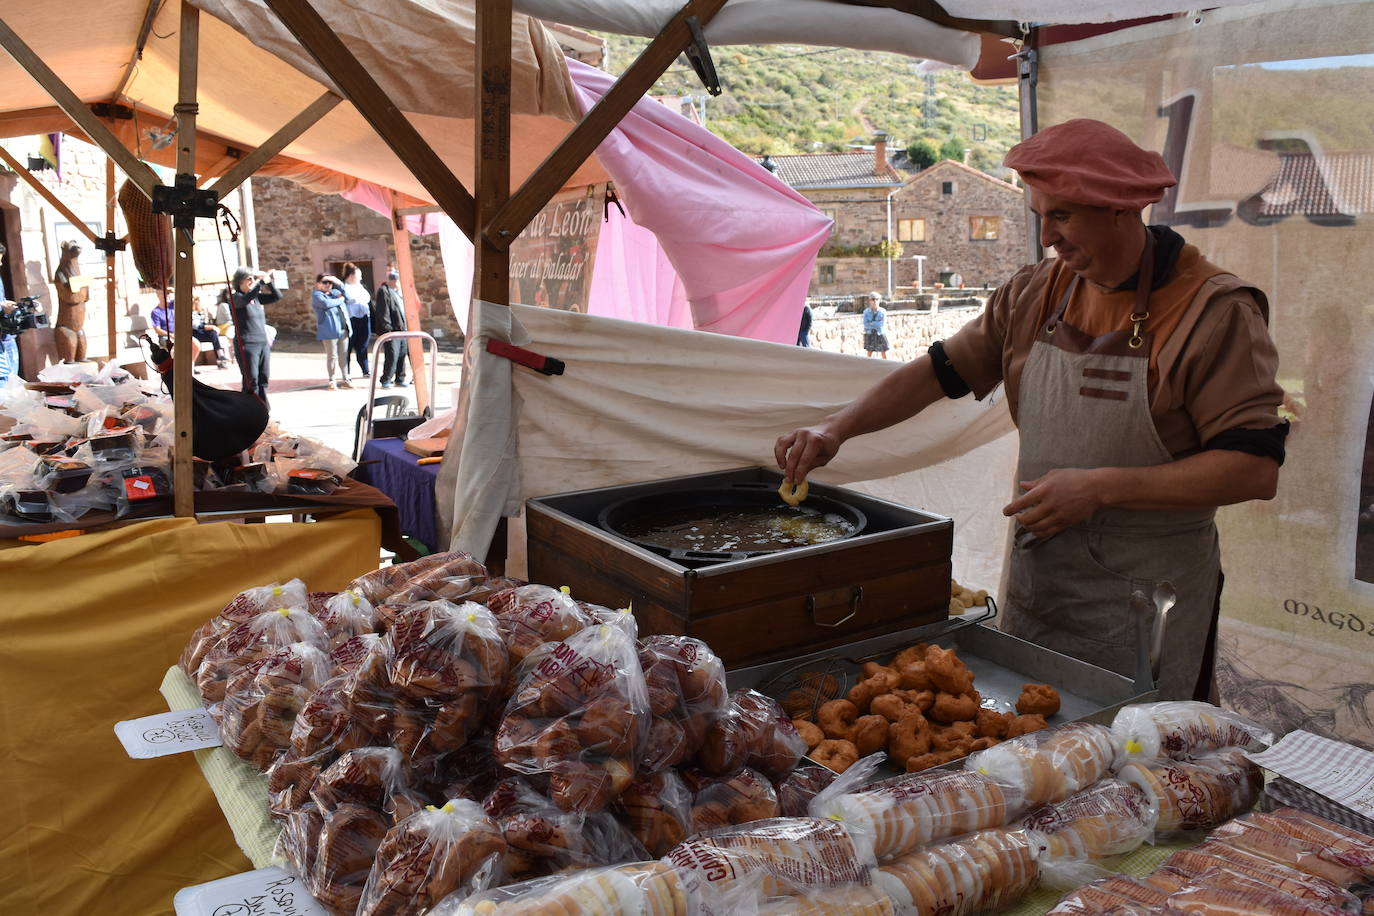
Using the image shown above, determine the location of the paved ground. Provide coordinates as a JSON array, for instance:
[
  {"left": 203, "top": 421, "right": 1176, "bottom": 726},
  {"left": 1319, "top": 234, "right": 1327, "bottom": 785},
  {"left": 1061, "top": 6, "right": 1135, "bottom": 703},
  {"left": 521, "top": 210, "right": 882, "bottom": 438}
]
[{"left": 191, "top": 331, "right": 466, "bottom": 455}]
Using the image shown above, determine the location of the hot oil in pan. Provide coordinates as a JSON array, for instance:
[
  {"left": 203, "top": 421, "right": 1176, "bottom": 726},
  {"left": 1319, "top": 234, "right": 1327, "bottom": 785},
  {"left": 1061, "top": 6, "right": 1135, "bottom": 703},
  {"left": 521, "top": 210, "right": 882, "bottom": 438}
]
[{"left": 621, "top": 504, "right": 856, "bottom": 553}]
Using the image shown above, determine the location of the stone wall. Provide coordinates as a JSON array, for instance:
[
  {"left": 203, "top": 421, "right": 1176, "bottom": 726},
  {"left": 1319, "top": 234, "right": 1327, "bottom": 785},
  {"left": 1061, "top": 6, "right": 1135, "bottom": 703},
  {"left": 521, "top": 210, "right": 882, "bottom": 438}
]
[
  {"left": 808, "top": 301, "right": 986, "bottom": 361},
  {"left": 250, "top": 177, "right": 460, "bottom": 339}
]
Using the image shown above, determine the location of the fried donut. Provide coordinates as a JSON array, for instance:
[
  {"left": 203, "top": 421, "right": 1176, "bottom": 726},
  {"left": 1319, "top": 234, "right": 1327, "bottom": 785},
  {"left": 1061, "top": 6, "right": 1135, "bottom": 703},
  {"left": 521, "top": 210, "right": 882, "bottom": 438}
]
[
  {"left": 847, "top": 670, "right": 900, "bottom": 713},
  {"left": 783, "top": 689, "right": 818, "bottom": 720},
  {"left": 906, "top": 747, "right": 966, "bottom": 772},
  {"left": 861, "top": 662, "right": 894, "bottom": 679},
  {"left": 1015, "top": 683, "right": 1061, "bottom": 717},
  {"left": 897, "top": 661, "right": 934, "bottom": 691},
  {"left": 870, "top": 693, "right": 918, "bottom": 723},
  {"left": 817, "top": 699, "right": 859, "bottom": 740},
  {"left": 1006, "top": 713, "right": 1049, "bottom": 738},
  {"left": 924, "top": 645, "right": 975, "bottom": 695},
  {"left": 793, "top": 719, "right": 824, "bottom": 750},
  {"left": 932, "top": 726, "right": 975, "bottom": 755},
  {"left": 930, "top": 691, "right": 980, "bottom": 723},
  {"left": 849, "top": 714, "right": 890, "bottom": 755},
  {"left": 975, "top": 708, "right": 1014, "bottom": 739},
  {"left": 891, "top": 643, "right": 929, "bottom": 670},
  {"left": 778, "top": 478, "right": 809, "bottom": 507},
  {"left": 811, "top": 739, "right": 859, "bottom": 773},
  {"left": 894, "top": 688, "right": 936, "bottom": 712},
  {"left": 888, "top": 712, "right": 931, "bottom": 763}
]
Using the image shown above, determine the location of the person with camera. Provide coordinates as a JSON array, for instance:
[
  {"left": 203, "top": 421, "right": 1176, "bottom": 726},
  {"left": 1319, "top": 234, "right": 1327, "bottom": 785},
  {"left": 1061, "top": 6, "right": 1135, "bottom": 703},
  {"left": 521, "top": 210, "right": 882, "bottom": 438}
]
[
  {"left": 229, "top": 266, "right": 281, "bottom": 402},
  {"left": 0, "top": 242, "right": 17, "bottom": 383},
  {"left": 312, "top": 273, "right": 351, "bottom": 389}
]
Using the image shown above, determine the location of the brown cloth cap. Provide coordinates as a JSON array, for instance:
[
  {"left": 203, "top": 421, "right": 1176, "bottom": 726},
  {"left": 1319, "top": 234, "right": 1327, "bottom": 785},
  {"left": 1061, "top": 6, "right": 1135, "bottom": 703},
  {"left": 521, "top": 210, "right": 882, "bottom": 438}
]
[{"left": 1004, "top": 118, "right": 1176, "bottom": 210}]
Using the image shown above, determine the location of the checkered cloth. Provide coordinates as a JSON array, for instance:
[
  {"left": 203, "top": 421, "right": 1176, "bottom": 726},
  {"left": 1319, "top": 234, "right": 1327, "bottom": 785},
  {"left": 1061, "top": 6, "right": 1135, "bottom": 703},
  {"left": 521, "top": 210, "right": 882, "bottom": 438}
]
[{"left": 1248, "top": 730, "right": 1374, "bottom": 837}]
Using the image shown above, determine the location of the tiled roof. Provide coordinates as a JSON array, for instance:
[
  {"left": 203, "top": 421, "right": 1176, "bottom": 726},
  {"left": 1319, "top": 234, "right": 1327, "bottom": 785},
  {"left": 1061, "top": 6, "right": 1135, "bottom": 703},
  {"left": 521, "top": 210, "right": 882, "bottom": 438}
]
[
  {"left": 758, "top": 151, "right": 903, "bottom": 189},
  {"left": 905, "top": 158, "right": 1023, "bottom": 194},
  {"left": 1252, "top": 151, "right": 1374, "bottom": 218}
]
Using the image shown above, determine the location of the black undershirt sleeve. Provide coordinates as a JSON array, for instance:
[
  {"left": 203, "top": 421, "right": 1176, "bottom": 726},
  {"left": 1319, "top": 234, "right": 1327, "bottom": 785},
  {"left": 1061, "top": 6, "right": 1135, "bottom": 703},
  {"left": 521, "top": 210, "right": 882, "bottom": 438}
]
[
  {"left": 1201, "top": 420, "right": 1289, "bottom": 466},
  {"left": 927, "top": 340, "right": 972, "bottom": 399}
]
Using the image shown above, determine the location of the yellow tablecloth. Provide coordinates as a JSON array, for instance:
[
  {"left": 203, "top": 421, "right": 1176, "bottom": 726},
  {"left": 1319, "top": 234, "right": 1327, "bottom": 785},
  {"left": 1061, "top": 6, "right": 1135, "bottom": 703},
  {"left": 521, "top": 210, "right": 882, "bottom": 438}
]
[{"left": 0, "top": 511, "right": 381, "bottom": 916}]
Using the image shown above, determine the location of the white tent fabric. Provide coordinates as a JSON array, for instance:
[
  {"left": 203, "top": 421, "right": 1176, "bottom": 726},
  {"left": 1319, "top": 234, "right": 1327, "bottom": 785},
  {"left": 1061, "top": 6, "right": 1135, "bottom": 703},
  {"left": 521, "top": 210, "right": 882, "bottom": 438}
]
[{"left": 439, "top": 302, "right": 1020, "bottom": 589}]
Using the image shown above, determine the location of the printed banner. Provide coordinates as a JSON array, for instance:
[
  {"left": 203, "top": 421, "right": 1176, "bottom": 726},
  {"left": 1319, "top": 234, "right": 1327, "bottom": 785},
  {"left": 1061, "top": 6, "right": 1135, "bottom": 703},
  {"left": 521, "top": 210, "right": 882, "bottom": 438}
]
[
  {"left": 509, "top": 187, "right": 602, "bottom": 313},
  {"left": 1040, "top": 0, "right": 1374, "bottom": 747}
]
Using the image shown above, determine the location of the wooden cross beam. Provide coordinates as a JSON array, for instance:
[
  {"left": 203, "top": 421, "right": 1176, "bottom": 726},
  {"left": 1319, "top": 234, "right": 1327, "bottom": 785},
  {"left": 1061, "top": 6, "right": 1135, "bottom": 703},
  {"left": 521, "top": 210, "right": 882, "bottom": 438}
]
[
  {"left": 207, "top": 91, "right": 342, "bottom": 199},
  {"left": 0, "top": 146, "right": 99, "bottom": 244}
]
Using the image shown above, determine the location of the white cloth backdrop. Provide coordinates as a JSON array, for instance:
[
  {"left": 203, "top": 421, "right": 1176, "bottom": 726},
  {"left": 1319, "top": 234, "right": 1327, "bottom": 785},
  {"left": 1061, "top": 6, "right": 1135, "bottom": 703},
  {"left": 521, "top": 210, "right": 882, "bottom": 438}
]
[{"left": 438, "top": 302, "right": 1020, "bottom": 592}]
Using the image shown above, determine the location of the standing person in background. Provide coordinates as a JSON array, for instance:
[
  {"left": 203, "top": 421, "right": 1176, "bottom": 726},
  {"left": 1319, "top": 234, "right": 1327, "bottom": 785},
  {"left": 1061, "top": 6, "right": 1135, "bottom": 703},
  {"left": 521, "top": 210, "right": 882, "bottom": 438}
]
[
  {"left": 372, "top": 268, "right": 408, "bottom": 388},
  {"left": 862, "top": 292, "right": 890, "bottom": 359},
  {"left": 797, "top": 302, "right": 814, "bottom": 347},
  {"left": 341, "top": 263, "right": 372, "bottom": 381},
  {"left": 229, "top": 266, "right": 281, "bottom": 402},
  {"left": 52, "top": 240, "right": 89, "bottom": 363},
  {"left": 0, "top": 243, "right": 17, "bottom": 384},
  {"left": 312, "top": 273, "right": 350, "bottom": 389}
]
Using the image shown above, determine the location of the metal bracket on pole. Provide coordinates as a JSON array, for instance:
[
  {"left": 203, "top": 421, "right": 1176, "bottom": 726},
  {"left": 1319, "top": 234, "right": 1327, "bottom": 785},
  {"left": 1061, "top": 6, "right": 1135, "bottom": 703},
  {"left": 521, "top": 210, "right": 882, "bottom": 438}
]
[
  {"left": 152, "top": 172, "right": 218, "bottom": 230},
  {"left": 683, "top": 16, "right": 722, "bottom": 96},
  {"left": 92, "top": 231, "right": 127, "bottom": 255}
]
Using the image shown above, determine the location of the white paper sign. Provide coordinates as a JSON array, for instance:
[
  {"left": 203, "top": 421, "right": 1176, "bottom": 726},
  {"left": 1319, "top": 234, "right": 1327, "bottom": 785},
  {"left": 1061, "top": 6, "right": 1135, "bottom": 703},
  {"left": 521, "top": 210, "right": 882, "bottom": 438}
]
[
  {"left": 114, "top": 708, "right": 221, "bottom": 758},
  {"left": 1247, "top": 730, "right": 1374, "bottom": 817},
  {"left": 174, "top": 867, "right": 328, "bottom": 916}
]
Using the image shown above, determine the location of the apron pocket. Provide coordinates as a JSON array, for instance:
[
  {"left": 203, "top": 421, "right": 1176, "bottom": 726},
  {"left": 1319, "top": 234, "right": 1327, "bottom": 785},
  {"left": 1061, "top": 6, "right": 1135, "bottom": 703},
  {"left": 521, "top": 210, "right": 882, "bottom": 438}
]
[{"left": 1083, "top": 525, "right": 1218, "bottom": 584}]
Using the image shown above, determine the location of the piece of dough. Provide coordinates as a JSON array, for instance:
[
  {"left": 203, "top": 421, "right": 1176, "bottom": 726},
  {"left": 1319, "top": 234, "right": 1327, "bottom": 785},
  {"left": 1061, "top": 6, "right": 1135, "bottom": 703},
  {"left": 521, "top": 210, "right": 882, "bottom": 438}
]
[{"left": 778, "top": 479, "right": 810, "bottom": 507}]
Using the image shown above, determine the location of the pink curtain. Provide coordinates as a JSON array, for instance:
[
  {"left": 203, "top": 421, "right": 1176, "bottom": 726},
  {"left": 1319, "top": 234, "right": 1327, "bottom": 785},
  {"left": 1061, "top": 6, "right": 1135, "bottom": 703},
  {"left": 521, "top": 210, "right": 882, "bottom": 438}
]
[{"left": 586, "top": 203, "right": 692, "bottom": 328}]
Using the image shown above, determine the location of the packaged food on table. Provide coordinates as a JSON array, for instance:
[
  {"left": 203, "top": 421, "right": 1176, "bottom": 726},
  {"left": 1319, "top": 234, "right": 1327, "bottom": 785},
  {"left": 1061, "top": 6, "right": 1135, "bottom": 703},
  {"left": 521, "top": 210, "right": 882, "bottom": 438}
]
[
  {"left": 386, "top": 570, "right": 523, "bottom": 609},
  {"left": 639, "top": 634, "right": 729, "bottom": 758},
  {"left": 348, "top": 550, "right": 487, "bottom": 607},
  {"left": 488, "top": 584, "right": 595, "bottom": 663},
  {"left": 311, "top": 589, "right": 378, "bottom": 648},
  {"left": 436, "top": 861, "right": 696, "bottom": 915},
  {"left": 178, "top": 579, "right": 310, "bottom": 674},
  {"left": 313, "top": 802, "right": 393, "bottom": 915},
  {"left": 1117, "top": 748, "right": 1262, "bottom": 835},
  {"left": 579, "top": 601, "right": 639, "bottom": 638},
  {"left": 730, "top": 689, "right": 808, "bottom": 782},
  {"left": 663, "top": 816, "right": 871, "bottom": 898},
  {"left": 219, "top": 642, "right": 331, "bottom": 771},
  {"left": 310, "top": 748, "right": 426, "bottom": 824},
  {"left": 289, "top": 673, "right": 377, "bottom": 764},
  {"left": 482, "top": 777, "right": 647, "bottom": 879},
  {"left": 274, "top": 803, "right": 325, "bottom": 899},
  {"left": 777, "top": 763, "right": 838, "bottom": 817},
  {"left": 1110, "top": 701, "right": 1273, "bottom": 764},
  {"left": 1161, "top": 869, "right": 1352, "bottom": 916},
  {"left": 357, "top": 798, "right": 506, "bottom": 916},
  {"left": 1019, "top": 778, "right": 1157, "bottom": 860},
  {"left": 495, "top": 623, "right": 649, "bottom": 813},
  {"left": 811, "top": 761, "right": 1019, "bottom": 864},
  {"left": 873, "top": 827, "right": 1040, "bottom": 916},
  {"left": 195, "top": 605, "right": 328, "bottom": 703},
  {"left": 1047, "top": 875, "right": 1168, "bottom": 914},
  {"left": 965, "top": 721, "right": 1115, "bottom": 807},
  {"left": 1160, "top": 845, "right": 1359, "bottom": 908},
  {"left": 615, "top": 769, "right": 693, "bottom": 857},
  {"left": 757, "top": 884, "right": 896, "bottom": 915},
  {"left": 1210, "top": 817, "right": 1361, "bottom": 887},
  {"left": 1254, "top": 808, "right": 1374, "bottom": 877},
  {"left": 685, "top": 766, "right": 780, "bottom": 834}
]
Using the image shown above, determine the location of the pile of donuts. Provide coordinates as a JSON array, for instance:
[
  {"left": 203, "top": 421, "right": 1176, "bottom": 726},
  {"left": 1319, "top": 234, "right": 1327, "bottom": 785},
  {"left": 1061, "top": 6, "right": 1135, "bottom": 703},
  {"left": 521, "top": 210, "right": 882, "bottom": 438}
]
[{"left": 785, "top": 640, "right": 1062, "bottom": 773}]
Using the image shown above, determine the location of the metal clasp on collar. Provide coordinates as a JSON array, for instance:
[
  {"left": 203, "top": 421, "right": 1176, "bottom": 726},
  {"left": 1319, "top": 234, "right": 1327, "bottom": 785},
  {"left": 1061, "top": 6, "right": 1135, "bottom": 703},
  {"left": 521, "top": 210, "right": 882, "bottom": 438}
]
[{"left": 1128, "top": 311, "right": 1150, "bottom": 349}]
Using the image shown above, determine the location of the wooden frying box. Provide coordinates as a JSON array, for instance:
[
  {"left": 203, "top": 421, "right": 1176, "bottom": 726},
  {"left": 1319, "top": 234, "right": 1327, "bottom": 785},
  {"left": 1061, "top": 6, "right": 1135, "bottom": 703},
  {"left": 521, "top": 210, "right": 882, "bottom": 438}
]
[{"left": 526, "top": 467, "right": 952, "bottom": 668}]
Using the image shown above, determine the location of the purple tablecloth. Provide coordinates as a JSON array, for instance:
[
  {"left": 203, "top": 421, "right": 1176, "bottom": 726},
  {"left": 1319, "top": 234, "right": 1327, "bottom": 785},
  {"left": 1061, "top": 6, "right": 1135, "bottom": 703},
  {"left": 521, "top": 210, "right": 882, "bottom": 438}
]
[{"left": 351, "top": 437, "right": 440, "bottom": 553}]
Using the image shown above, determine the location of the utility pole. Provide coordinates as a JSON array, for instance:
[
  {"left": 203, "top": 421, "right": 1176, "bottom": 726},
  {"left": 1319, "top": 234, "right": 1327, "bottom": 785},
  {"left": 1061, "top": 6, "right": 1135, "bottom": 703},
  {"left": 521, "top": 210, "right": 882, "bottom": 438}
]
[{"left": 923, "top": 72, "right": 938, "bottom": 125}]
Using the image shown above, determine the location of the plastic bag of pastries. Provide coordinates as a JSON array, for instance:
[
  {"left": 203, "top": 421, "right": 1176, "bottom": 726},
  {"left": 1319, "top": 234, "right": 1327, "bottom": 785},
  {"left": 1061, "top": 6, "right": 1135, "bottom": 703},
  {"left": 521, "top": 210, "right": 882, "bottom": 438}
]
[
  {"left": 273, "top": 802, "right": 325, "bottom": 894},
  {"left": 219, "top": 641, "right": 331, "bottom": 771},
  {"left": 356, "top": 798, "right": 505, "bottom": 916},
  {"left": 178, "top": 578, "right": 309, "bottom": 674},
  {"left": 483, "top": 776, "right": 648, "bottom": 878},
  {"left": 312, "top": 801, "right": 394, "bottom": 915},
  {"left": 615, "top": 769, "right": 693, "bottom": 857},
  {"left": 1019, "top": 778, "right": 1157, "bottom": 860},
  {"left": 1117, "top": 748, "right": 1262, "bottom": 835},
  {"left": 495, "top": 622, "right": 650, "bottom": 812},
  {"left": 964, "top": 721, "right": 1116, "bottom": 808},
  {"left": 289, "top": 673, "right": 377, "bottom": 765},
  {"left": 685, "top": 766, "right": 780, "bottom": 835},
  {"left": 810, "top": 754, "right": 1022, "bottom": 864},
  {"left": 311, "top": 589, "right": 378, "bottom": 649},
  {"left": 1161, "top": 868, "right": 1353, "bottom": 916},
  {"left": 757, "top": 884, "right": 897, "bottom": 916},
  {"left": 777, "top": 763, "right": 839, "bottom": 818},
  {"left": 267, "top": 747, "right": 328, "bottom": 818},
  {"left": 1209, "top": 817, "right": 1362, "bottom": 887},
  {"left": 348, "top": 550, "right": 486, "bottom": 606},
  {"left": 196, "top": 606, "right": 329, "bottom": 703},
  {"left": 434, "top": 860, "right": 698, "bottom": 916},
  {"left": 663, "top": 816, "right": 872, "bottom": 898},
  {"left": 1253, "top": 808, "right": 1374, "bottom": 878},
  {"left": 873, "top": 826, "right": 1041, "bottom": 916},
  {"left": 639, "top": 635, "right": 728, "bottom": 743},
  {"left": 310, "top": 748, "right": 426, "bottom": 823},
  {"left": 1047, "top": 875, "right": 1169, "bottom": 914},
  {"left": 1158, "top": 844, "right": 1360, "bottom": 908},
  {"left": 1110, "top": 700, "right": 1273, "bottom": 765},
  {"left": 730, "top": 689, "right": 808, "bottom": 781},
  {"left": 489, "top": 584, "right": 596, "bottom": 663}
]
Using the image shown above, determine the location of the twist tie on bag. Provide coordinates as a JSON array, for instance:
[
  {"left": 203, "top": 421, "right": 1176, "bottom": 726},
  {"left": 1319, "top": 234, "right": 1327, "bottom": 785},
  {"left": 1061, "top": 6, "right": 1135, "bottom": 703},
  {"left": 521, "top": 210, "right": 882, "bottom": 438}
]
[
  {"left": 277, "top": 607, "right": 292, "bottom": 618},
  {"left": 560, "top": 586, "right": 571, "bottom": 594}
]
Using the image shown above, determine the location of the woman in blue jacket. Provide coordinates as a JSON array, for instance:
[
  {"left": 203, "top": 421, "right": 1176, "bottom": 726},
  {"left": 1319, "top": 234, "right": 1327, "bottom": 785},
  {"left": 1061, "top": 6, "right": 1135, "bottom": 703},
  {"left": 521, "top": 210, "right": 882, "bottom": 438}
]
[
  {"left": 312, "top": 273, "right": 351, "bottom": 389},
  {"left": 862, "top": 292, "right": 890, "bottom": 359}
]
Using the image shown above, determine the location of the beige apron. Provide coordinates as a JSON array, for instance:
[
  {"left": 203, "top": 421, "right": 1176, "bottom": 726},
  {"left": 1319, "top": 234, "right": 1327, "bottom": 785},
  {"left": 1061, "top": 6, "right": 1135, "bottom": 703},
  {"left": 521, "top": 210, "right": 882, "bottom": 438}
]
[{"left": 1001, "top": 237, "right": 1220, "bottom": 700}]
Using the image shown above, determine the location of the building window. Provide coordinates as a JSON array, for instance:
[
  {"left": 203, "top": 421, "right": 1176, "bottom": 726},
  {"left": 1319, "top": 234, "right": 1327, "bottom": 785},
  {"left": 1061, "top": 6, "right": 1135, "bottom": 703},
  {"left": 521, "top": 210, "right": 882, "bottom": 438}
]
[
  {"left": 819, "top": 264, "right": 835, "bottom": 284},
  {"left": 942, "top": 181, "right": 955, "bottom": 195},
  {"left": 969, "top": 216, "right": 999, "bottom": 240},
  {"left": 819, "top": 208, "right": 838, "bottom": 233},
  {"left": 897, "top": 218, "right": 926, "bottom": 242}
]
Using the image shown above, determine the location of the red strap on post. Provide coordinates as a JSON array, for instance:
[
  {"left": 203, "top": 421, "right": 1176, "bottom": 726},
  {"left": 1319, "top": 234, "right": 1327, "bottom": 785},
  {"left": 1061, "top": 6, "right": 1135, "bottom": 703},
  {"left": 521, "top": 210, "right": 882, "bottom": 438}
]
[{"left": 485, "top": 339, "right": 565, "bottom": 376}]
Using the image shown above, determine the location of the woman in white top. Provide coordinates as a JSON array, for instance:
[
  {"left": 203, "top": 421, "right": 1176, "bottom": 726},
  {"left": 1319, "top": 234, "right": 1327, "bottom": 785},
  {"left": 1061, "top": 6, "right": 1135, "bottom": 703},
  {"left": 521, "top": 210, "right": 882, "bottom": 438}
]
[{"left": 341, "top": 262, "right": 373, "bottom": 378}]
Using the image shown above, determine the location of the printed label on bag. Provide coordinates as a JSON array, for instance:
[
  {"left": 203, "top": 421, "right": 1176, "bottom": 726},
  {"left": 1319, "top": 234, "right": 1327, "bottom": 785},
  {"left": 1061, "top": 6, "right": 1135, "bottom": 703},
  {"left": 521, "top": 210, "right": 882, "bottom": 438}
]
[
  {"left": 173, "top": 867, "right": 328, "bottom": 916},
  {"left": 114, "top": 708, "right": 222, "bottom": 758}
]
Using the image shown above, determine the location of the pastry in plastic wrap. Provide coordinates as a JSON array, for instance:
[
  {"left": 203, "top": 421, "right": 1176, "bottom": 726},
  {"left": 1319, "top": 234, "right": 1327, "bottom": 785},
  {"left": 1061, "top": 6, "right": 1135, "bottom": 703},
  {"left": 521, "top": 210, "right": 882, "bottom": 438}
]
[
  {"left": 312, "top": 802, "right": 391, "bottom": 915},
  {"left": 311, "top": 589, "right": 378, "bottom": 649},
  {"left": 874, "top": 827, "right": 1040, "bottom": 916},
  {"left": 490, "top": 584, "right": 595, "bottom": 663},
  {"left": 1117, "top": 748, "right": 1262, "bottom": 834},
  {"left": 616, "top": 770, "right": 692, "bottom": 857},
  {"left": 1255, "top": 808, "right": 1374, "bottom": 878},
  {"left": 664, "top": 816, "right": 870, "bottom": 898},
  {"left": 965, "top": 721, "right": 1115, "bottom": 807},
  {"left": 1161, "top": 845, "right": 1358, "bottom": 906},
  {"left": 349, "top": 550, "right": 487, "bottom": 606},
  {"left": 275, "top": 802, "right": 324, "bottom": 894},
  {"left": 178, "top": 578, "right": 310, "bottom": 674},
  {"left": 311, "top": 748, "right": 420, "bottom": 821},
  {"left": 1210, "top": 817, "right": 1361, "bottom": 887},
  {"left": 438, "top": 861, "right": 695, "bottom": 915},
  {"left": 811, "top": 763, "right": 1019, "bottom": 864},
  {"left": 687, "top": 766, "right": 780, "bottom": 834},
  {"left": 1019, "top": 778, "right": 1157, "bottom": 860},
  {"left": 219, "top": 641, "right": 331, "bottom": 771},
  {"left": 638, "top": 634, "right": 729, "bottom": 749},
  {"left": 730, "top": 689, "right": 807, "bottom": 781},
  {"left": 1047, "top": 875, "right": 1168, "bottom": 914},
  {"left": 758, "top": 885, "right": 896, "bottom": 915},
  {"left": 496, "top": 623, "right": 650, "bottom": 812},
  {"left": 482, "top": 776, "right": 648, "bottom": 876},
  {"left": 290, "top": 672, "right": 377, "bottom": 764},
  {"left": 196, "top": 606, "right": 329, "bottom": 703},
  {"left": 1161, "top": 869, "right": 1351, "bottom": 916},
  {"left": 357, "top": 798, "right": 506, "bottom": 916},
  {"left": 1110, "top": 700, "right": 1273, "bottom": 764},
  {"left": 266, "top": 748, "right": 324, "bottom": 818},
  {"left": 778, "top": 763, "right": 839, "bottom": 818}
]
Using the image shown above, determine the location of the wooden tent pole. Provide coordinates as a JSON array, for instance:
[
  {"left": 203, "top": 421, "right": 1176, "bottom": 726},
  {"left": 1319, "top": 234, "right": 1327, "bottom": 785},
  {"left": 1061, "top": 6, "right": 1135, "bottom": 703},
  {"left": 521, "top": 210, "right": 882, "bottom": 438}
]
[
  {"left": 0, "top": 147, "right": 98, "bottom": 244},
  {"left": 105, "top": 158, "right": 117, "bottom": 361},
  {"left": 474, "top": 0, "right": 512, "bottom": 308},
  {"left": 389, "top": 193, "right": 430, "bottom": 416},
  {"left": 171, "top": 0, "right": 199, "bottom": 518}
]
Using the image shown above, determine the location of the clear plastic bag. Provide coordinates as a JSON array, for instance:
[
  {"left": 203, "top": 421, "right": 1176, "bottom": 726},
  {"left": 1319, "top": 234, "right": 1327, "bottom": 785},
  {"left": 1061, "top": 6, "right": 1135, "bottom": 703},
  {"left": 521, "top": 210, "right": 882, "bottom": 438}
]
[
  {"left": 357, "top": 798, "right": 506, "bottom": 916},
  {"left": 435, "top": 861, "right": 698, "bottom": 916},
  {"left": 1020, "top": 778, "right": 1157, "bottom": 860},
  {"left": 196, "top": 606, "right": 328, "bottom": 703},
  {"left": 687, "top": 766, "right": 780, "bottom": 835},
  {"left": 180, "top": 579, "right": 311, "bottom": 673},
  {"left": 290, "top": 673, "right": 378, "bottom": 763},
  {"left": 1161, "top": 844, "right": 1359, "bottom": 908},
  {"left": 349, "top": 550, "right": 487, "bottom": 607},
  {"left": 757, "top": 884, "right": 895, "bottom": 915},
  {"left": 313, "top": 802, "right": 393, "bottom": 915},
  {"left": 1209, "top": 818, "right": 1362, "bottom": 887},
  {"left": 731, "top": 689, "right": 808, "bottom": 782},
  {"left": 267, "top": 748, "right": 327, "bottom": 819},
  {"left": 873, "top": 826, "right": 1040, "bottom": 916},
  {"left": 482, "top": 777, "right": 648, "bottom": 878},
  {"left": 1254, "top": 808, "right": 1374, "bottom": 878},
  {"left": 495, "top": 623, "right": 650, "bottom": 813},
  {"left": 489, "top": 584, "right": 596, "bottom": 663},
  {"left": 219, "top": 641, "right": 332, "bottom": 771},
  {"left": 1117, "top": 748, "right": 1262, "bottom": 836},
  {"left": 615, "top": 769, "right": 693, "bottom": 858},
  {"left": 664, "top": 816, "right": 870, "bottom": 899},
  {"left": 1162, "top": 869, "right": 1351, "bottom": 916},
  {"left": 274, "top": 802, "right": 324, "bottom": 894},
  {"left": 639, "top": 635, "right": 730, "bottom": 774},
  {"left": 965, "top": 721, "right": 1115, "bottom": 808},
  {"left": 777, "top": 763, "right": 838, "bottom": 818},
  {"left": 312, "top": 589, "right": 378, "bottom": 649},
  {"left": 811, "top": 756, "right": 1020, "bottom": 864},
  {"left": 1110, "top": 701, "right": 1273, "bottom": 764},
  {"left": 1046, "top": 875, "right": 1168, "bottom": 914}
]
